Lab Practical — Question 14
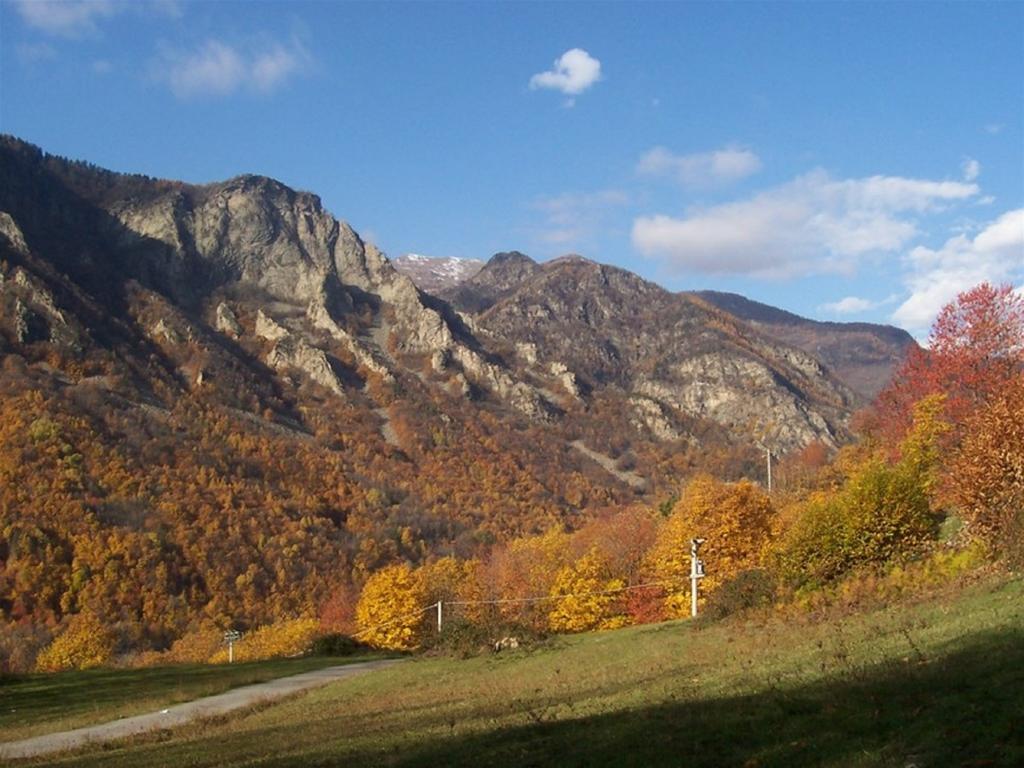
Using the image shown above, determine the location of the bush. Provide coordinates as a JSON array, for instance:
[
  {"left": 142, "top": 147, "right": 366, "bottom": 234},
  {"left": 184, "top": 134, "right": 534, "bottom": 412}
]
[
  {"left": 774, "top": 398, "right": 946, "bottom": 588},
  {"left": 701, "top": 569, "right": 777, "bottom": 622},
  {"left": 310, "top": 633, "right": 367, "bottom": 657},
  {"left": 209, "top": 618, "right": 320, "bottom": 663},
  {"left": 35, "top": 612, "right": 115, "bottom": 672}
]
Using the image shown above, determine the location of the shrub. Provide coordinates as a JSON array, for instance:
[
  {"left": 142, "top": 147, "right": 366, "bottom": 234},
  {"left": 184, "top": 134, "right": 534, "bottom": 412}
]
[
  {"left": 209, "top": 618, "right": 320, "bottom": 663},
  {"left": 774, "top": 397, "right": 946, "bottom": 588},
  {"left": 310, "top": 633, "right": 367, "bottom": 657},
  {"left": 701, "top": 569, "right": 777, "bottom": 622},
  {"left": 34, "top": 612, "right": 115, "bottom": 672}
]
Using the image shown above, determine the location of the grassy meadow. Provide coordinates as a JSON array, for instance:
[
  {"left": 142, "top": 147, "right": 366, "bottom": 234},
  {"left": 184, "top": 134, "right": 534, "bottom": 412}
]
[{"left": 17, "top": 573, "right": 1024, "bottom": 767}]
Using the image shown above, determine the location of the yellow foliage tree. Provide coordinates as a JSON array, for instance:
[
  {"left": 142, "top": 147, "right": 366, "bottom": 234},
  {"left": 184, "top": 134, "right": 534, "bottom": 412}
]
[
  {"left": 646, "top": 475, "right": 775, "bottom": 617},
  {"left": 35, "top": 611, "right": 115, "bottom": 672},
  {"left": 548, "top": 550, "right": 627, "bottom": 633},
  {"left": 355, "top": 564, "right": 428, "bottom": 650}
]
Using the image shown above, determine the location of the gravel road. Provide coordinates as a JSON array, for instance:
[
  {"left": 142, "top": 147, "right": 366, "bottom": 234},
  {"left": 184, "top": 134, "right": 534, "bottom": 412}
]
[{"left": 0, "top": 658, "right": 402, "bottom": 760}]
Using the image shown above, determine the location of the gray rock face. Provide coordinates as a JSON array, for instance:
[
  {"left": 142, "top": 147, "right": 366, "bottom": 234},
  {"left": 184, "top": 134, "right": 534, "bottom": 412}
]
[
  {"left": 0, "top": 264, "right": 81, "bottom": 350},
  {"left": 0, "top": 138, "right": 552, "bottom": 413},
  {"left": 460, "top": 256, "right": 851, "bottom": 453},
  {"left": 215, "top": 302, "right": 243, "bottom": 338},
  {"left": 255, "top": 310, "right": 289, "bottom": 342},
  {"left": 265, "top": 337, "right": 343, "bottom": 395}
]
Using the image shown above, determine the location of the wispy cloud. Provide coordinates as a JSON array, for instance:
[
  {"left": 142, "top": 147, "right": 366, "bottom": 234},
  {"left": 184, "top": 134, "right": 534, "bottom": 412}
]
[
  {"left": 631, "top": 169, "right": 979, "bottom": 278},
  {"left": 961, "top": 157, "right": 981, "bottom": 182},
  {"left": 154, "top": 35, "right": 312, "bottom": 99},
  {"left": 637, "top": 146, "right": 762, "bottom": 187},
  {"left": 820, "top": 296, "right": 879, "bottom": 315},
  {"left": 14, "top": 0, "right": 116, "bottom": 37},
  {"left": 892, "top": 208, "right": 1024, "bottom": 332},
  {"left": 984, "top": 123, "right": 1004, "bottom": 135},
  {"left": 13, "top": 0, "right": 179, "bottom": 38},
  {"left": 529, "top": 48, "right": 601, "bottom": 106},
  {"left": 532, "top": 189, "right": 628, "bottom": 249}
]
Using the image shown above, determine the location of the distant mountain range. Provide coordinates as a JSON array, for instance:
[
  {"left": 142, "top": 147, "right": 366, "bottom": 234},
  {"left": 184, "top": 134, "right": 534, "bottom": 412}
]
[
  {"left": 395, "top": 253, "right": 915, "bottom": 403},
  {"left": 0, "top": 135, "right": 916, "bottom": 565}
]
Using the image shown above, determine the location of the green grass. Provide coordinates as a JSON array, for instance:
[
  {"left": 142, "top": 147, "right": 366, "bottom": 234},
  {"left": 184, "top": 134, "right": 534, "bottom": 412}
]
[
  {"left": 0, "top": 655, "right": 380, "bottom": 743},
  {"left": 17, "top": 576, "right": 1024, "bottom": 767}
]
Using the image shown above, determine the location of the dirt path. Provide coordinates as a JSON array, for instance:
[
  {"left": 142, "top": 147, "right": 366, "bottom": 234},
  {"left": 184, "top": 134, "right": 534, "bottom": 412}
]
[
  {"left": 0, "top": 659, "right": 402, "bottom": 760},
  {"left": 570, "top": 439, "right": 647, "bottom": 489}
]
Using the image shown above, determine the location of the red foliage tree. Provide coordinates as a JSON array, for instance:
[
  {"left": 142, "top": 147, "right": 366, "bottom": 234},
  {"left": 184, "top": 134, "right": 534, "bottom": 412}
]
[{"left": 874, "top": 282, "right": 1024, "bottom": 446}]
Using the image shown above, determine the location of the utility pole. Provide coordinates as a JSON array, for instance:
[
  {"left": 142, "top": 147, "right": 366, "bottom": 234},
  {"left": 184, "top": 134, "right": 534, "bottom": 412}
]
[
  {"left": 690, "top": 538, "right": 706, "bottom": 618},
  {"left": 766, "top": 447, "right": 773, "bottom": 494}
]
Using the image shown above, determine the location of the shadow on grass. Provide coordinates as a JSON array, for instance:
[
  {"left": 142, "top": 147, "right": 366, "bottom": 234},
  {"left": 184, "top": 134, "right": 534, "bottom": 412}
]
[{"left": 345, "top": 629, "right": 1024, "bottom": 768}]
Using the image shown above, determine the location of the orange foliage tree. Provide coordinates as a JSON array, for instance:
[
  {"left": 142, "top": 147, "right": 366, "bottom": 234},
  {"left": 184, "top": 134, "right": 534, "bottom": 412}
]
[{"left": 950, "top": 376, "right": 1024, "bottom": 561}]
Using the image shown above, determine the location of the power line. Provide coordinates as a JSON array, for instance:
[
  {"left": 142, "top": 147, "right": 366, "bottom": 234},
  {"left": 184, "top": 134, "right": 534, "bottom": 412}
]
[
  {"left": 353, "top": 580, "right": 680, "bottom": 638},
  {"left": 447, "top": 580, "right": 676, "bottom": 607}
]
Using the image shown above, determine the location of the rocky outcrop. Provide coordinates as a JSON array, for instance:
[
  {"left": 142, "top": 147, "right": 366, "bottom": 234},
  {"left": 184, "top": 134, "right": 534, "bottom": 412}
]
[
  {"left": 266, "top": 337, "right": 343, "bottom": 395},
  {"left": 629, "top": 396, "right": 681, "bottom": 442},
  {"left": 215, "top": 302, "right": 242, "bottom": 338},
  {"left": 254, "top": 310, "right": 288, "bottom": 342},
  {"left": 0, "top": 263, "right": 81, "bottom": 350},
  {"left": 0, "top": 212, "right": 29, "bottom": 255},
  {"left": 549, "top": 361, "right": 580, "bottom": 399},
  {"left": 306, "top": 295, "right": 393, "bottom": 381}
]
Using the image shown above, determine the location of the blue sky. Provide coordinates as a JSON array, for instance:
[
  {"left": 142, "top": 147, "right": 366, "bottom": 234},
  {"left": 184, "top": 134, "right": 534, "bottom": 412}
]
[{"left": 1, "top": 1, "right": 1021, "bottom": 337}]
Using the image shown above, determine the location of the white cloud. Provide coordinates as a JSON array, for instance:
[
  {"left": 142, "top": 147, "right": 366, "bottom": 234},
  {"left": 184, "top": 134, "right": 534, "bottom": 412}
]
[
  {"left": 820, "top": 296, "right": 878, "bottom": 315},
  {"left": 631, "top": 169, "right": 979, "bottom": 278},
  {"left": 155, "top": 36, "right": 311, "bottom": 99},
  {"left": 14, "top": 0, "right": 116, "bottom": 37},
  {"left": 637, "top": 146, "right": 762, "bottom": 186},
  {"left": 529, "top": 48, "right": 601, "bottom": 101},
  {"left": 985, "top": 123, "right": 1004, "bottom": 135},
  {"left": 533, "top": 189, "right": 628, "bottom": 249},
  {"left": 961, "top": 157, "right": 981, "bottom": 182},
  {"left": 892, "top": 208, "right": 1024, "bottom": 332}
]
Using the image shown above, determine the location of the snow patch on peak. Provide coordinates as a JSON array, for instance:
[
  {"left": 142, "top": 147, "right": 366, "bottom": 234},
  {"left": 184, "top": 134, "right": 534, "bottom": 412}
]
[{"left": 393, "top": 253, "right": 485, "bottom": 293}]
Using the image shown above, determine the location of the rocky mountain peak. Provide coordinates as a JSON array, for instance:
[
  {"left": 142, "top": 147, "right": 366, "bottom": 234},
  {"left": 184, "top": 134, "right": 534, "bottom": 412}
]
[{"left": 440, "top": 250, "right": 541, "bottom": 313}]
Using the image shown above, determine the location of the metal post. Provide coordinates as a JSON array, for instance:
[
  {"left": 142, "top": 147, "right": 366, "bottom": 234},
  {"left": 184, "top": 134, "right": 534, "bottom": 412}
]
[
  {"left": 766, "top": 447, "right": 772, "bottom": 494},
  {"left": 437, "top": 600, "right": 443, "bottom": 634},
  {"left": 690, "top": 538, "right": 706, "bottom": 618}
]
